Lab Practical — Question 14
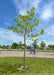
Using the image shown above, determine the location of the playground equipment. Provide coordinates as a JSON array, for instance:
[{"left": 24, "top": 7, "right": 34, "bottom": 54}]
[{"left": 29, "top": 43, "right": 36, "bottom": 55}]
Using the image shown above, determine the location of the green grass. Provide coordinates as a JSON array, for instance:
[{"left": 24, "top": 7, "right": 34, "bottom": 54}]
[
  {"left": 0, "top": 57, "right": 54, "bottom": 75},
  {"left": 1, "top": 49, "right": 54, "bottom": 52},
  {"left": 37, "top": 50, "right": 54, "bottom": 52}
]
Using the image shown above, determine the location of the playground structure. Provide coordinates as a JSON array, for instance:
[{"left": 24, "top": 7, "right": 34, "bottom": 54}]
[{"left": 29, "top": 43, "right": 36, "bottom": 55}]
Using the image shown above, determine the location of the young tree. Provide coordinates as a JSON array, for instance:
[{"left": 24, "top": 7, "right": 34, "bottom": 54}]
[
  {"left": 8, "top": 7, "right": 45, "bottom": 68},
  {"left": 40, "top": 41, "right": 46, "bottom": 49}
]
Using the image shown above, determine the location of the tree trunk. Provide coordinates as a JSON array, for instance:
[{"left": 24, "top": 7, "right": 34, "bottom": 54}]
[{"left": 24, "top": 34, "right": 26, "bottom": 68}]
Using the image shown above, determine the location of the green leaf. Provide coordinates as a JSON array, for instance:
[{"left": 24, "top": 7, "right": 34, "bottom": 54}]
[
  {"left": 13, "top": 27, "right": 16, "bottom": 32},
  {"left": 31, "top": 12, "right": 35, "bottom": 16},
  {"left": 26, "top": 15, "right": 30, "bottom": 19},
  {"left": 32, "top": 38, "right": 39, "bottom": 42},
  {"left": 35, "top": 38, "right": 39, "bottom": 41},
  {"left": 16, "top": 24, "right": 18, "bottom": 27},
  {"left": 19, "top": 30, "right": 22, "bottom": 32},
  {"left": 28, "top": 34, "right": 30, "bottom": 37},
  {"left": 37, "top": 19, "right": 40, "bottom": 22},
  {"left": 20, "top": 20, "right": 22, "bottom": 23},
  {"left": 11, "top": 26, "right": 14, "bottom": 28},
  {"left": 31, "top": 6, "right": 35, "bottom": 11},
  {"left": 27, "top": 10, "right": 30, "bottom": 13},
  {"left": 16, "top": 28, "right": 19, "bottom": 33},
  {"left": 31, "top": 34, "right": 34, "bottom": 37},
  {"left": 18, "top": 23, "right": 21, "bottom": 26},
  {"left": 23, "top": 15, "right": 26, "bottom": 19},
  {"left": 30, "top": 18, "right": 33, "bottom": 20},
  {"left": 30, "top": 29, "right": 32, "bottom": 31},
  {"left": 8, "top": 26, "right": 11, "bottom": 29},
  {"left": 35, "top": 17, "right": 37, "bottom": 19},
  {"left": 35, "top": 23, "right": 39, "bottom": 27},
  {"left": 40, "top": 29, "right": 45, "bottom": 35},
  {"left": 14, "top": 17, "right": 18, "bottom": 21},
  {"left": 34, "top": 33, "right": 39, "bottom": 37},
  {"left": 27, "top": 29, "right": 29, "bottom": 32},
  {"left": 32, "top": 24, "right": 34, "bottom": 27},
  {"left": 32, "top": 6, "right": 35, "bottom": 10},
  {"left": 32, "top": 39, "right": 34, "bottom": 41},
  {"left": 19, "top": 15, "right": 23, "bottom": 19},
  {"left": 34, "top": 28, "right": 36, "bottom": 30}
]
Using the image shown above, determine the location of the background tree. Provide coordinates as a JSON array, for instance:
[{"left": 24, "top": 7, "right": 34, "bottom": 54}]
[
  {"left": 2, "top": 45, "right": 7, "bottom": 49},
  {"left": 19, "top": 41, "right": 22, "bottom": 48},
  {"left": 11, "top": 43, "right": 18, "bottom": 49},
  {"left": 40, "top": 41, "right": 46, "bottom": 49},
  {"left": 27, "top": 45, "right": 30, "bottom": 49},
  {"left": 8, "top": 6, "right": 45, "bottom": 68},
  {"left": 6, "top": 45, "right": 9, "bottom": 48},
  {"left": 48, "top": 45, "right": 54, "bottom": 48},
  {"left": 0, "top": 45, "right": 1, "bottom": 48}
]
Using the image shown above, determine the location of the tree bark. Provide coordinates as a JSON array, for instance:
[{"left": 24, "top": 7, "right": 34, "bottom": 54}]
[{"left": 24, "top": 33, "right": 26, "bottom": 68}]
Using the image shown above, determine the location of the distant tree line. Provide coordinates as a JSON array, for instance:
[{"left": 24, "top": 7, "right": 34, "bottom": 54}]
[
  {"left": 0, "top": 41, "right": 30, "bottom": 49},
  {"left": 48, "top": 45, "right": 54, "bottom": 49},
  {"left": 40, "top": 41, "right": 54, "bottom": 50},
  {"left": 0, "top": 45, "right": 9, "bottom": 49},
  {"left": 11, "top": 42, "right": 30, "bottom": 49},
  {"left": 0, "top": 41, "right": 54, "bottom": 50}
]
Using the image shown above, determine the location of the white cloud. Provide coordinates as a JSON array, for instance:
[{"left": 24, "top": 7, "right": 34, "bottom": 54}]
[
  {"left": 19, "top": 10, "right": 27, "bottom": 15},
  {"left": 46, "top": 25, "right": 54, "bottom": 36},
  {"left": 47, "top": 32, "right": 54, "bottom": 35},
  {"left": 0, "top": 27, "right": 33, "bottom": 45},
  {"left": 4, "top": 22, "right": 12, "bottom": 26},
  {"left": 0, "top": 27, "right": 24, "bottom": 45},
  {"left": 38, "top": 39, "right": 54, "bottom": 46},
  {"left": 43, "top": 40, "right": 54, "bottom": 46},
  {"left": 38, "top": 25, "right": 54, "bottom": 46},
  {"left": 0, "top": 27, "right": 54, "bottom": 46},
  {"left": 13, "top": 0, "right": 41, "bottom": 15},
  {"left": 41, "top": 9, "right": 53, "bottom": 20},
  {"left": 40, "top": 1, "right": 54, "bottom": 21}
]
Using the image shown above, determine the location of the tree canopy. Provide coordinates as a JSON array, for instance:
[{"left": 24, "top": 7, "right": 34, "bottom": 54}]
[
  {"left": 40, "top": 41, "right": 46, "bottom": 48},
  {"left": 11, "top": 43, "right": 18, "bottom": 49},
  {"left": 8, "top": 6, "right": 45, "bottom": 40}
]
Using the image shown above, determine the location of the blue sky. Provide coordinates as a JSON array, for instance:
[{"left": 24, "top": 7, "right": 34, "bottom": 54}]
[{"left": 0, "top": 0, "right": 54, "bottom": 46}]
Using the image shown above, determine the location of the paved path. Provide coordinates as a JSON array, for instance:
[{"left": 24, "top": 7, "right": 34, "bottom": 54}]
[{"left": 0, "top": 51, "right": 54, "bottom": 58}]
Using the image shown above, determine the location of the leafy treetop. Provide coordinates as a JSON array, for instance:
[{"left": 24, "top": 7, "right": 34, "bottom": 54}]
[{"left": 8, "top": 6, "right": 45, "bottom": 40}]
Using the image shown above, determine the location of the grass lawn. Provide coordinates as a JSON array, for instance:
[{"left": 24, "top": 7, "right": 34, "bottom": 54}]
[
  {"left": 1, "top": 49, "right": 54, "bottom": 52},
  {"left": 37, "top": 50, "right": 54, "bottom": 52},
  {"left": 0, "top": 57, "right": 54, "bottom": 75}
]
